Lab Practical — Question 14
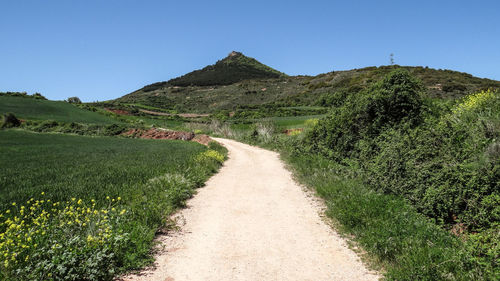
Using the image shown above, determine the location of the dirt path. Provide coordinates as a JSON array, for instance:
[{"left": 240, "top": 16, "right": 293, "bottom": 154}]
[{"left": 124, "top": 138, "right": 379, "bottom": 281}]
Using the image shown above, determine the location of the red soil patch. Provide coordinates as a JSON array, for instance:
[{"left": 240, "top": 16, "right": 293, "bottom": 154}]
[
  {"left": 122, "top": 128, "right": 214, "bottom": 146},
  {"left": 192, "top": 134, "right": 213, "bottom": 146},
  {"left": 122, "top": 128, "right": 194, "bottom": 141},
  {"left": 105, "top": 108, "right": 132, "bottom": 115}
]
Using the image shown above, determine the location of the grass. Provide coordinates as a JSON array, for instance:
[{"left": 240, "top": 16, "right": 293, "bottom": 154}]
[
  {"left": 221, "top": 115, "right": 324, "bottom": 133},
  {"left": 283, "top": 152, "right": 487, "bottom": 280},
  {"left": 0, "top": 96, "right": 119, "bottom": 124},
  {"left": 269, "top": 114, "right": 324, "bottom": 129},
  {"left": 0, "top": 130, "right": 203, "bottom": 206},
  {"left": 110, "top": 114, "right": 186, "bottom": 130},
  {"left": 0, "top": 130, "right": 226, "bottom": 280}
]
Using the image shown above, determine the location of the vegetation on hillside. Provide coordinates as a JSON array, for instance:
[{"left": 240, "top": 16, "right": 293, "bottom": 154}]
[
  {"left": 146, "top": 51, "right": 285, "bottom": 89},
  {"left": 0, "top": 131, "right": 226, "bottom": 280},
  {"left": 306, "top": 70, "right": 499, "bottom": 234},
  {"left": 0, "top": 91, "right": 47, "bottom": 100},
  {"left": 115, "top": 64, "right": 500, "bottom": 114}
]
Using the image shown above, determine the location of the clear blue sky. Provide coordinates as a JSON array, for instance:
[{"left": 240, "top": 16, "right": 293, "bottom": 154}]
[{"left": 1, "top": 0, "right": 499, "bottom": 102}]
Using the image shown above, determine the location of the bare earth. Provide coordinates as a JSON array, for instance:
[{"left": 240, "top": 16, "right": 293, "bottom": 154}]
[{"left": 123, "top": 138, "right": 379, "bottom": 281}]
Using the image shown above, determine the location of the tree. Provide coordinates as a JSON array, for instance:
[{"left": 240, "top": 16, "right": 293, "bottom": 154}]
[
  {"left": 67, "top": 96, "right": 82, "bottom": 104},
  {"left": 33, "top": 93, "right": 47, "bottom": 100},
  {"left": 389, "top": 53, "right": 395, "bottom": 65}
]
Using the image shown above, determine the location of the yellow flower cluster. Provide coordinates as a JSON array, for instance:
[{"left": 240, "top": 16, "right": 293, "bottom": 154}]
[
  {"left": 452, "top": 89, "right": 497, "bottom": 115},
  {"left": 304, "top": 118, "right": 319, "bottom": 128},
  {"left": 0, "top": 194, "right": 126, "bottom": 270},
  {"left": 196, "top": 149, "right": 225, "bottom": 164},
  {"left": 288, "top": 129, "right": 303, "bottom": 136}
]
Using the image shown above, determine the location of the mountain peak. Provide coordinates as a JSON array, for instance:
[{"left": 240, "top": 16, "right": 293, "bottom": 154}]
[
  {"left": 167, "top": 52, "right": 286, "bottom": 87},
  {"left": 227, "top": 51, "right": 241, "bottom": 57}
]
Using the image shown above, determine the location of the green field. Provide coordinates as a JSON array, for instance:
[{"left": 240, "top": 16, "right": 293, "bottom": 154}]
[
  {"left": 0, "top": 96, "right": 119, "bottom": 124},
  {"left": 270, "top": 114, "right": 324, "bottom": 129},
  {"left": 0, "top": 130, "right": 226, "bottom": 280},
  {"left": 0, "top": 130, "right": 205, "bottom": 206}
]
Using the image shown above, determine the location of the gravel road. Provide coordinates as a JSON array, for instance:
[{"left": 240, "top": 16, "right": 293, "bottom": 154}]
[{"left": 123, "top": 138, "right": 379, "bottom": 281}]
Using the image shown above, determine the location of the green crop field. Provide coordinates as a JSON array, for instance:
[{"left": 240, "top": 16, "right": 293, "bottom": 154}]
[
  {"left": 0, "top": 130, "right": 226, "bottom": 280},
  {"left": 0, "top": 130, "right": 206, "bottom": 206},
  {"left": 270, "top": 114, "right": 324, "bottom": 129},
  {"left": 0, "top": 96, "right": 118, "bottom": 124}
]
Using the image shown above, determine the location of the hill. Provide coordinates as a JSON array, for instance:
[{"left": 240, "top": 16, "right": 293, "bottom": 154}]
[
  {"left": 115, "top": 63, "right": 500, "bottom": 113},
  {"left": 0, "top": 93, "right": 118, "bottom": 124},
  {"left": 143, "top": 51, "right": 286, "bottom": 90}
]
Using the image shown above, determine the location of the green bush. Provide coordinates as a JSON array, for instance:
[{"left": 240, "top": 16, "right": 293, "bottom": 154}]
[
  {"left": 316, "top": 91, "right": 349, "bottom": 107},
  {"left": 147, "top": 173, "right": 195, "bottom": 208},
  {"left": 103, "top": 124, "right": 127, "bottom": 136},
  {"left": 360, "top": 90, "right": 500, "bottom": 231},
  {"left": 21, "top": 120, "right": 130, "bottom": 137},
  {"left": 306, "top": 69, "right": 425, "bottom": 160},
  {"left": 442, "top": 83, "right": 467, "bottom": 92},
  {"left": 67, "top": 97, "right": 82, "bottom": 104},
  {"left": 1, "top": 113, "right": 21, "bottom": 128},
  {"left": 299, "top": 69, "right": 500, "bottom": 277}
]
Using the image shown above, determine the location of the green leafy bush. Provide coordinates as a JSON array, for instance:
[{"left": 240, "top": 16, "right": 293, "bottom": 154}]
[
  {"left": 1, "top": 113, "right": 21, "bottom": 128},
  {"left": 300, "top": 69, "right": 500, "bottom": 277},
  {"left": 361, "top": 90, "right": 500, "bottom": 231},
  {"left": 67, "top": 97, "right": 82, "bottom": 104},
  {"left": 0, "top": 92, "right": 46, "bottom": 100},
  {"left": 306, "top": 69, "right": 425, "bottom": 160}
]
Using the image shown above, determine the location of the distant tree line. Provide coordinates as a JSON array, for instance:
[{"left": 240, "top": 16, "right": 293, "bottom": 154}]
[{"left": 0, "top": 91, "right": 47, "bottom": 100}]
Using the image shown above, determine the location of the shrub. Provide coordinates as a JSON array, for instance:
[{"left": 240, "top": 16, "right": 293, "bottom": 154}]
[
  {"left": 443, "top": 83, "right": 467, "bottom": 92},
  {"left": 358, "top": 89, "right": 500, "bottom": 229},
  {"left": 32, "top": 93, "right": 47, "bottom": 100},
  {"left": 299, "top": 69, "right": 499, "bottom": 276},
  {"left": 67, "top": 97, "right": 82, "bottom": 104},
  {"left": 306, "top": 69, "right": 425, "bottom": 160},
  {"left": 147, "top": 174, "right": 195, "bottom": 208},
  {"left": 32, "top": 120, "right": 60, "bottom": 132},
  {"left": 1, "top": 113, "right": 21, "bottom": 128},
  {"left": 249, "top": 120, "right": 276, "bottom": 143},
  {"left": 316, "top": 91, "right": 349, "bottom": 107},
  {"left": 0, "top": 92, "right": 46, "bottom": 100},
  {"left": 103, "top": 124, "right": 127, "bottom": 136}
]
